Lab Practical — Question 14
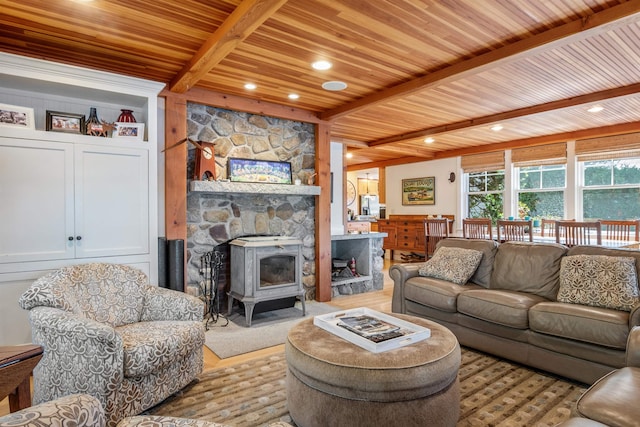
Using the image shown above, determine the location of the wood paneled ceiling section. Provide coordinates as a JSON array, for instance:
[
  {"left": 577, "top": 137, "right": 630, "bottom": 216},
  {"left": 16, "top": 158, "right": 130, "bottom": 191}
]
[{"left": 2, "top": 0, "right": 640, "bottom": 169}]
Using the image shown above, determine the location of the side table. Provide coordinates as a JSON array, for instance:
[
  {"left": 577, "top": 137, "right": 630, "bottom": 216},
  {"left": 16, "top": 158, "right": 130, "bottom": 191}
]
[{"left": 0, "top": 344, "right": 43, "bottom": 412}]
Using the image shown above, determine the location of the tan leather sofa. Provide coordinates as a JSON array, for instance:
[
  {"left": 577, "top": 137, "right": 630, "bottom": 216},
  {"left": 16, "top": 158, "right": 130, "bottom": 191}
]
[{"left": 390, "top": 238, "right": 640, "bottom": 384}]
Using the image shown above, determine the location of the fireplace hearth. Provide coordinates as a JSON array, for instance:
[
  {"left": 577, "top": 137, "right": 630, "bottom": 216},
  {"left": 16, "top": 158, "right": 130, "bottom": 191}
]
[{"left": 228, "top": 236, "right": 306, "bottom": 326}]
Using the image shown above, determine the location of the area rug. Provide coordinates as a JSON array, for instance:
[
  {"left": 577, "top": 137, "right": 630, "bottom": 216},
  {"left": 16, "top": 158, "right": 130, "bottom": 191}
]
[
  {"left": 204, "top": 301, "right": 337, "bottom": 358},
  {"left": 147, "top": 347, "right": 587, "bottom": 427}
]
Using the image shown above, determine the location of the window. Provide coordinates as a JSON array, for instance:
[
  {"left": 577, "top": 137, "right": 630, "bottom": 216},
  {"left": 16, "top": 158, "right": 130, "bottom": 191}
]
[
  {"left": 466, "top": 170, "right": 504, "bottom": 222},
  {"left": 517, "top": 165, "right": 566, "bottom": 219},
  {"left": 581, "top": 157, "right": 640, "bottom": 220}
]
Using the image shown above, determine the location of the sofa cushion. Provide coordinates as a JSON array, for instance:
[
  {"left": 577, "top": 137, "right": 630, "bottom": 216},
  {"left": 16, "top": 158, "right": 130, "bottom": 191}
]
[
  {"left": 529, "top": 302, "right": 629, "bottom": 349},
  {"left": 436, "top": 238, "right": 499, "bottom": 288},
  {"left": 569, "top": 245, "right": 640, "bottom": 283},
  {"left": 558, "top": 255, "right": 639, "bottom": 312},
  {"left": 419, "top": 246, "right": 483, "bottom": 285},
  {"left": 404, "top": 276, "right": 483, "bottom": 312},
  {"left": 457, "top": 289, "right": 548, "bottom": 329},
  {"left": 490, "top": 242, "right": 568, "bottom": 300},
  {"left": 117, "top": 321, "right": 205, "bottom": 377}
]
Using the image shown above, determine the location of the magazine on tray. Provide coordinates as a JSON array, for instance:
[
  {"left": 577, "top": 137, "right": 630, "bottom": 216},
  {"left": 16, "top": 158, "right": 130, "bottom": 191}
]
[{"left": 338, "top": 315, "right": 409, "bottom": 343}]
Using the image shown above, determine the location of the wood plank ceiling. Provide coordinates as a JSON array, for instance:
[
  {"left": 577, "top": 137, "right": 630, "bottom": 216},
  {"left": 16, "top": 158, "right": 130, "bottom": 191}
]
[{"left": 2, "top": 0, "right": 640, "bottom": 170}]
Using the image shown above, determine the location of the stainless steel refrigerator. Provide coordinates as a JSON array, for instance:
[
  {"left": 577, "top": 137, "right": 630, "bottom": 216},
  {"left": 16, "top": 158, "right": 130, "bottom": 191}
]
[{"left": 360, "top": 194, "right": 380, "bottom": 218}]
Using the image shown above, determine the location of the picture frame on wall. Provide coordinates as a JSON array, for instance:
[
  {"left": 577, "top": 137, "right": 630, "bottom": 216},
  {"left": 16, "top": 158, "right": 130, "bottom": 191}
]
[
  {"left": 113, "top": 122, "right": 145, "bottom": 141},
  {"left": 402, "top": 176, "right": 435, "bottom": 205},
  {"left": 0, "top": 103, "right": 35, "bottom": 130},
  {"left": 45, "top": 110, "right": 85, "bottom": 134},
  {"left": 228, "top": 157, "right": 292, "bottom": 184}
]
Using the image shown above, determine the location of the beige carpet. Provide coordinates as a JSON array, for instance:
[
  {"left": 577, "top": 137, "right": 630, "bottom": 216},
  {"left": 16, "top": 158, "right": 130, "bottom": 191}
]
[{"left": 146, "top": 347, "right": 587, "bottom": 427}]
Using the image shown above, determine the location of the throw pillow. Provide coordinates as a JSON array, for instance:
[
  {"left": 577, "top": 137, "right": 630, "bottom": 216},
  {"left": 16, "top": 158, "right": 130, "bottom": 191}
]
[
  {"left": 419, "top": 246, "right": 483, "bottom": 285},
  {"left": 557, "top": 255, "right": 640, "bottom": 312}
]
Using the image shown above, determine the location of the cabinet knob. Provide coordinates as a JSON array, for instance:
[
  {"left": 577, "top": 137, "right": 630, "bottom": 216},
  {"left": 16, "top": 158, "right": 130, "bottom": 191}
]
[
  {"left": 68, "top": 236, "right": 74, "bottom": 241},
  {"left": 76, "top": 236, "right": 82, "bottom": 241}
]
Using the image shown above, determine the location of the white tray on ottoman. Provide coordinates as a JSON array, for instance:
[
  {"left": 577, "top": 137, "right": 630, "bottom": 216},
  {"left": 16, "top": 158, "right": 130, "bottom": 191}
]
[{"left": 313, "top": 307, "right": 431, "bottom": 353}]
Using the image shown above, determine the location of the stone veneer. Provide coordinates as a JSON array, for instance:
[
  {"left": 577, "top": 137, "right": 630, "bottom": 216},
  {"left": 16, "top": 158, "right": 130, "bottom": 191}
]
[{"left": 185, "top": 103, "right": 319, "bottom": 300}]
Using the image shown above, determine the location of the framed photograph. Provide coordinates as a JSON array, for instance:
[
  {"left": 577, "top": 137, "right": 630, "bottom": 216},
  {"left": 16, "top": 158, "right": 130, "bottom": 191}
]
[
  {"left": 402, "top": 176, "right": 435, "bottom": 205},
  {"left": 0, "top": 103, "right": 35, "bottom": 130},
  {"left": 45, "top": 111, "right": 85, "bottom": 134},
  {"left": 228, "top": 157, "right": 292, "bottom": 184},
  {"left": 113, "top": 122, "right": 145, "bottom": 141}
]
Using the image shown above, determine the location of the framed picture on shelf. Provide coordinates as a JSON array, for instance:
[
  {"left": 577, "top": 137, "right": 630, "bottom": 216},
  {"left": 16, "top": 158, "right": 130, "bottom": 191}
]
[
  {"left": 228, "top": 157, "right": 292, "bottom": 184},
  {"left": 0, "top": 103, "right": 35, "bottom": 130},
  {"left": 402, "top": 176, "right": 435, "bottom": 205},
  {"left": 113, "top": 122, "right": 145, "bottom": 141},
  {"left": 45, "top": 110, "right": 85, "bottom": 134}
]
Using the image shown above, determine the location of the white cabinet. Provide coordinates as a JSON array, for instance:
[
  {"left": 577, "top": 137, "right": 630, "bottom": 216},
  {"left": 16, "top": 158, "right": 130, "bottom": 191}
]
[
  {"left": 0, "top": 52, "right": 164, "bottom": 346},
  {"left": 0, "top": 137, "right": 149, "bottom": 264}
]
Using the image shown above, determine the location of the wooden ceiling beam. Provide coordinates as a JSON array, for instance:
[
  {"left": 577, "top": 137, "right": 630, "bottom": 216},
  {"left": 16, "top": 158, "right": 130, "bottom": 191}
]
[
  {"left": 367, "top": 83, "right": 640, "bottom": 147},
  {"left": 169, "top": 0, "right": 288, "bottom": 93},
  {"left": 321, "top": 1, "right": 640, "bottom": 121}
]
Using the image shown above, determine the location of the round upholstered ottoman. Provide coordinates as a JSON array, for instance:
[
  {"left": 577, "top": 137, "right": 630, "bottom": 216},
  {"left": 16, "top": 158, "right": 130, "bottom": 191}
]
[{"left": 285, "top": 313, "right": 460, "bottom": 427}]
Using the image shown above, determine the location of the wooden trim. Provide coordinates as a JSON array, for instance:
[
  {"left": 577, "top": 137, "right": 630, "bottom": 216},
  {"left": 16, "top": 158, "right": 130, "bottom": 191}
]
[
  {"left": 378, "top": 167, "right": 386, "bottom": 205},
  {"left": 315, "top": 121, "right": 332, "bottom": 302},
  {"left": 164, "top": 95, "right": 188, "bottom": 243}
]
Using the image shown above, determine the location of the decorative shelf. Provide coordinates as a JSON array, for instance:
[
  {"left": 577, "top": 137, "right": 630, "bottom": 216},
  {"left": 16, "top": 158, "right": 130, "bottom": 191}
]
[{"left": 190, "top": 180, "right": 321, "bottom": 196}]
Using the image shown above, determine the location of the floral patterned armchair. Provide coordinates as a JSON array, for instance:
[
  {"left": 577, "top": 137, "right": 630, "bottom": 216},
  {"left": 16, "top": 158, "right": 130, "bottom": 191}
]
[{"left": 18, "top": 263, "right": 205, "bottom": 427}]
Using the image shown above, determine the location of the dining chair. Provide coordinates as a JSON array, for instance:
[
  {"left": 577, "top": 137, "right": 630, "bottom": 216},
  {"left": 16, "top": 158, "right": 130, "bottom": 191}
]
[
  {"left": 540, "top": 218, "right": 557, "bottom": 237},
  {"left": 599, "top": 219, "right": 640, "bottom": 242},
  {"left": 555, "top": 220, "right": 602, "bottom": 247},
  {"left": 462, "top": 218, "right": 493, "bottom": 240},
  {"left": 424, "top": 218, "right": 450, "bottom": 258},
  {"left": 497, "top": 219, "right": 533, "bottom": 242}
]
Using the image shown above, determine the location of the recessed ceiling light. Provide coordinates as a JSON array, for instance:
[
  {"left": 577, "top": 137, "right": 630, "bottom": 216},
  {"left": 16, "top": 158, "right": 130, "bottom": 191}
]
[
  {"left": 322, "top": 81, "right": 347, "bottom": 91},
  {"left": 244, "top": 83, "right": 257, "bottom": 90},
  {"left": 288, "top": 93, "right": 300, "bottom": 100},
  {"left": 312, "top": 60, "right": 332, "bottom": 70},
  {"left": 424, "top": 137, "right": 435, "bottom": 144},
  {"left": 345, "top": 152, "right": 353, "bottom": 159},
  {"left": 588, "top": 105, "right": 604, "bottom": 113},
  {"left": 491, "top": 124, "right": 503, "bottom": 132}
]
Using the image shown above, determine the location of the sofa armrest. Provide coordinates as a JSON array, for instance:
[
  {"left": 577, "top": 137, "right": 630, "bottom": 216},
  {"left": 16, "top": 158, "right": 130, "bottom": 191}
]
[
  {"left": 626, "top": 326, "right": 640, "bottom": 367},
  {"left": 141, "top": 286, "right": 205, "bottom": 322},
  {"left": 390, "top": 263, "right": 423, "bottom": 314},
  {"left": 0, "top": 393, "right": 106, "bottom": 427},
  {"left": 29, "top": 307, "right": 124, "bottom": 402}
]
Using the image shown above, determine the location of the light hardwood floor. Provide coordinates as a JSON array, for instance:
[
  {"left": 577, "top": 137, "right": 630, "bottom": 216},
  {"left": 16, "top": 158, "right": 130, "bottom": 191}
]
[{"left": 0, "top": 259, "right": 398, "bottom": 416}]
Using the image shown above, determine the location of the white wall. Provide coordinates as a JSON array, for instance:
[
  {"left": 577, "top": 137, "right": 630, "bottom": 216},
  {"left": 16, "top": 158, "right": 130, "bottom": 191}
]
[
  {"left": 386, "top": 157, "right": 462, "bottom": 230},
  {"left": 330, "top": 142, "right": 345, "bottom": 235}
]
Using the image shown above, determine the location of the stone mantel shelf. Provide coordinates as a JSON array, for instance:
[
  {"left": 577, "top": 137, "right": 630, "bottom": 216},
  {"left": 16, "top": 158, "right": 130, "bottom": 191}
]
[
  {"left": 190, "top": 180, "right": 321, "bottom": 196},
  {"left": 331, "top": 232, "right": 387, "bottom": 241}
]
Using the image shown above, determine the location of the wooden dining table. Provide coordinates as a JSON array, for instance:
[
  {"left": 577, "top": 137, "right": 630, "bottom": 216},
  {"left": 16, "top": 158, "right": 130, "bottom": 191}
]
[
  {"left": 0, "top": 344, "right": 43, "bottom": 412},
  {"left": 448, "top": 230, "right": 639, "bottom": 249}
]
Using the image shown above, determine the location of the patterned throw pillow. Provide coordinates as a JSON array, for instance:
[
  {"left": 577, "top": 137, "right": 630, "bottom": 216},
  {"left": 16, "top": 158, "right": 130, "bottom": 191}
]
[
  {"left": 419, "top": 246, "right": 483, "bottom": 285},
  {"left": 557, "top": 255, "right": 640, "bottom": 312}
]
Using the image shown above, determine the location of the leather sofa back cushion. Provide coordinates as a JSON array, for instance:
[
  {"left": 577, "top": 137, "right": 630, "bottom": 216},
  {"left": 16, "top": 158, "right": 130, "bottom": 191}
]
[
  {"left": 436, "top": 238, "right": 498, "bottom": 288},
  {"left": 490, "top": 242, "right": 568, "bottom": 300},
  {"left": 558, "top": 255, "right": 639, "bottom": 312}
]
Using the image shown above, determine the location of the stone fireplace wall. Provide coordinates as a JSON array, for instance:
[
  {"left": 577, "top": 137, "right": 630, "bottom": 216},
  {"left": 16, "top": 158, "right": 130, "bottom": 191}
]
[{"left": 184, "top": 103, "right": 317, "bottom": 300}]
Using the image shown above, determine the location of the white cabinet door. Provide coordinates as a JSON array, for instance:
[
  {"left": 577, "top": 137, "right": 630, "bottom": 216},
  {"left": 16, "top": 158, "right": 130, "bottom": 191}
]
[
  {"left": 0, "top": 138, "right": 75, "bottom": 263},
  {"left": 74, "top": 144, "right": 149, "bottom": 258}
]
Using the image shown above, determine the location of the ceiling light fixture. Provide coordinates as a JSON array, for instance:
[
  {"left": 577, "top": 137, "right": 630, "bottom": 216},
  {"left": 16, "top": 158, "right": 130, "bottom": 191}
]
[
  {"left": 312, "top": 60, "right": 332, "bottom": 70},
  {"left": 491, "top": 124, "right": 503, "bottom": 132},
  {"left": 424, "top": 137, "right": 435, "bottom": 144},
  {"left": 322, "top": 81, "right": 347, "bottom": 91},
  {"left": 346, "top": 152, "right": 353, "bottom": 159},
  {"left": 244, "top": 83, "right": 257, "bottom": 90},
  {"left": 588, "top": 105, "right": 604, "bottom": 113},
  {"left": 288, "top": 93, "right": 300, "bottom": 100}
]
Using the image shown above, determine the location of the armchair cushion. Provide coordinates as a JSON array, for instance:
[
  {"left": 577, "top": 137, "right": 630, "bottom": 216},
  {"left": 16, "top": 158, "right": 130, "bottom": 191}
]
[
  {"left": 119, "top": 320, "right": 205, "bottom": 377},
  {"left": 0, "top": 393, "right": 106, "bottom": 427}
]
